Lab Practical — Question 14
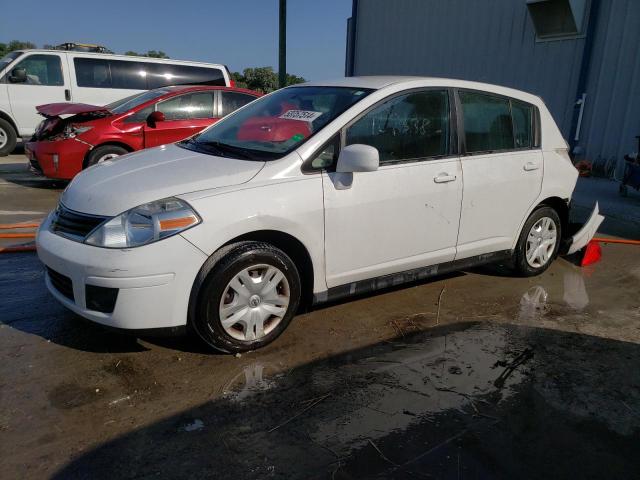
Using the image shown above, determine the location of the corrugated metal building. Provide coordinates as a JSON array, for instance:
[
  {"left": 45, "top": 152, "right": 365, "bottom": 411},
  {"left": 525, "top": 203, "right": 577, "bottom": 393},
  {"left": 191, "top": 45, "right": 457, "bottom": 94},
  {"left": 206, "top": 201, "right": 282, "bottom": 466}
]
[{"left": 345, "top": 0, "right": 640, "bottom": 178}]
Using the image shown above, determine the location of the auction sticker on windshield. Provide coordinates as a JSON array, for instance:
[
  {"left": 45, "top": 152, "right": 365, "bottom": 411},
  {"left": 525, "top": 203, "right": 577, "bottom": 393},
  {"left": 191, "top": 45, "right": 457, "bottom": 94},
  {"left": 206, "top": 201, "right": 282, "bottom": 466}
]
[{"left": 279, "top": 110, "right": 323, "bottom": 122}]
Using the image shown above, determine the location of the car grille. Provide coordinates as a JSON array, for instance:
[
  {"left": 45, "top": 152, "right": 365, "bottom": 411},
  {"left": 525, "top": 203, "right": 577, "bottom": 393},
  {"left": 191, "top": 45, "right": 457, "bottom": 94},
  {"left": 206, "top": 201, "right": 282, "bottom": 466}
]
[
  {"left": 47, "top": 267, "right": 75, "bottom": 301},
  {"left": 51, "top": 204, "right": 108, "bottom": 241}
]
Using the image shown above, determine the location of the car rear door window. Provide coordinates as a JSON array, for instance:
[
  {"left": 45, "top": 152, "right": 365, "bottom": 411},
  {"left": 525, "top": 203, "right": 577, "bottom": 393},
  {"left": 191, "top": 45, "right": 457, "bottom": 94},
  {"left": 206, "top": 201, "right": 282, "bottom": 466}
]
[
  {"left": 219, "top": 91, "right": 256, "bottom": 117},
  {"left": 346, "top": 89, "right": 450, "bottom": 164},
  {"left": 11, "top": 54, "right": 63, "bottom": 86},
  {"left": 459, "top": 91, "right": 515, "bottom": 153},
  {"left": 156, "top": 92, "right": 215, "bottom": 120},
  {"left": 511, "top": 100, "right": 533, "bottom": 149}
]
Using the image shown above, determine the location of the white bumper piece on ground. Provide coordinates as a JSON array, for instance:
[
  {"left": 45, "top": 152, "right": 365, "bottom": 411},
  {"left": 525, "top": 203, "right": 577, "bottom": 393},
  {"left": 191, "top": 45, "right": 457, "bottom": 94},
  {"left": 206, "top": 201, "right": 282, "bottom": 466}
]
[
  {"left": 36, "top": 213, "right": 208, "bottom": 330},
  {"left": 567, "top": 202, "right": 605, "bottom": 255}
]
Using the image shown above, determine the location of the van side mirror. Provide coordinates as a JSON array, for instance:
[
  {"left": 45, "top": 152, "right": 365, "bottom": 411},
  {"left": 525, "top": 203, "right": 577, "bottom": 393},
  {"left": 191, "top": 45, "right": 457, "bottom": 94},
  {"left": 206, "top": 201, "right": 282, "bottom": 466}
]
[
  {"left": 336, "top": 144, "right": 379, "bottom": 173},
  {"left": 9, "top": 67, "right": 27, "bottom": 83},
  {"left": 146, "top": 111, "right": 165, "bottom": 128}
]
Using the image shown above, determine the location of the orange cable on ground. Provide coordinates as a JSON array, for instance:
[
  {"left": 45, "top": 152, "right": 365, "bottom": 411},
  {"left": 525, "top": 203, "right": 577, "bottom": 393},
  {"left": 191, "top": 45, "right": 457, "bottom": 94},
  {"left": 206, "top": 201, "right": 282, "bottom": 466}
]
[
  {"left": 0, "top": 222, "right": 41, "bottom": 229},
  {"left": 592, "top": 237, "right": 640, "bottom": 246},
  {"left": 0, "top": 232, "right": 36, "bottom": 239}
]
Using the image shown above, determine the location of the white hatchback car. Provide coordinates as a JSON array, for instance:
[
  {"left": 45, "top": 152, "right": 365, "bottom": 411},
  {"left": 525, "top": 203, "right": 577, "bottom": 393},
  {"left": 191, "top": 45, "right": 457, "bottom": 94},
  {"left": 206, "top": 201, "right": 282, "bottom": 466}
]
[{"left": 36, "top": 77, "right": 601, "bottom": 352}]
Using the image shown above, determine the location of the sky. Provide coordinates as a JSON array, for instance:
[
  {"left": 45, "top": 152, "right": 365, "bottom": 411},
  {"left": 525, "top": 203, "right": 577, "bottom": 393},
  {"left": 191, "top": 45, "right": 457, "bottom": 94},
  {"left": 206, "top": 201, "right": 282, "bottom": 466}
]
[{"left": 0, "top": 0, "right": 352, "bottom": 80}]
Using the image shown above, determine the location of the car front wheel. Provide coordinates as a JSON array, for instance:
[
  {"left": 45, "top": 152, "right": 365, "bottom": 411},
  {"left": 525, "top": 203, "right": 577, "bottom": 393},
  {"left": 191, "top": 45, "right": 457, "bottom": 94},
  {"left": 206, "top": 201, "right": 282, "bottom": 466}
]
[
  {"left": 513, "top": 206, "right": 561, "bottom": 276},
  {"left": 192, "top": 242, "right": 301, "bottom": 353}
]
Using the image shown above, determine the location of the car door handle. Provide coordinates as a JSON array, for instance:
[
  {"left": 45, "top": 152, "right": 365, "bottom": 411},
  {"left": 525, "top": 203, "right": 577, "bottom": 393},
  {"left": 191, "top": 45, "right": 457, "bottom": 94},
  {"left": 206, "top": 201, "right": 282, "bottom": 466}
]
[
  {"left": 434, "top": 173, "right": 457, "bottom": 183},
  {"left": 523, "top": 162, "right": 540, "bottom": 171},
  {"left": 64, "top": 89, "right": 71, "bottom": 101}
]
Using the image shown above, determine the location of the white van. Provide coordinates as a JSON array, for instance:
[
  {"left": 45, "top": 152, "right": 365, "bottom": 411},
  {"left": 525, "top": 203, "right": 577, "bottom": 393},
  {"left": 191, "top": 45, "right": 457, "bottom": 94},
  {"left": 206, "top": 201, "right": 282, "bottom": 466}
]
[{"left": 0, "top": 49, "right": 233, "bottom": 155}]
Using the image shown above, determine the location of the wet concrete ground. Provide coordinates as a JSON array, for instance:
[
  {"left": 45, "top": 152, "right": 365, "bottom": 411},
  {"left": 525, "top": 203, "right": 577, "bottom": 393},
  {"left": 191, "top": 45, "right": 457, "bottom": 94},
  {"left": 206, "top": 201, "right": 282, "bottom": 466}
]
[{"left": 1, "top": 154, "right": 640, "bottom": 479}]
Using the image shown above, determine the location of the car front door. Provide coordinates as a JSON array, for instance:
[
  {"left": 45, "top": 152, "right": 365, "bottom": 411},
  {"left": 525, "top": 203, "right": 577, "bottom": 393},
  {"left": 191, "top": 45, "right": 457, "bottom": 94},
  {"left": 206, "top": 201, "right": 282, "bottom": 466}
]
[
  {"left": 455, "top": 90, "right": 543, "bottom": 259},
  {"left": 144, "top": 91, "right": 216, "bottom": 147},
  {"left": 322, "top": 89, "right": 463, "bottom": 288},
  {"left": 5, "top": 53, "right": 71, "bottom": 136}
]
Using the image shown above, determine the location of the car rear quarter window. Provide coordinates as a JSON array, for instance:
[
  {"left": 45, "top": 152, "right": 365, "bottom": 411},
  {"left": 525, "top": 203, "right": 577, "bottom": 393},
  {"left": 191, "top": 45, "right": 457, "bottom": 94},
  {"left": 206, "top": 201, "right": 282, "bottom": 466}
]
[
  {"left": 511, "top": 100, "right": 534, "bottom": 149},
  {"left": 346, "top": 89, "right": 450, "bottom": 164},
  {"left": 220, "top": 91, "right": 256, "bottom": 117},
  {"left": 156, "top": 92, "right": 215, "bottom": 120},
  {"left": 459, "top": 91, "right": 515, "bottom": 153}
]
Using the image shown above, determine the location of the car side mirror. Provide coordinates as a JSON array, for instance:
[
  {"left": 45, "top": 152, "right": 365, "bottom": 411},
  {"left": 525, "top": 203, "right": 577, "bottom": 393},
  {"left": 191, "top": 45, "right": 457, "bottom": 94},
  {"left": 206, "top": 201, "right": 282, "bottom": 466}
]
[
  {"left": 9, "top": 67, "right": 27, "bottom": 83},
  {"left": 146, "top": 111, "right": 165, "bottom": 128},
  {"left": 336, "top": 144, "right": 379, "bottom": 173}
]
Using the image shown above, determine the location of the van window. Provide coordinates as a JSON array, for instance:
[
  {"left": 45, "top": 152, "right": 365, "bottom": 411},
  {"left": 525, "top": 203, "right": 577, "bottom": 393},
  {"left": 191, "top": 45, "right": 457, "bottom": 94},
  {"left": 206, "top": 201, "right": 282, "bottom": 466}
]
[
  {"left": 459, "top": 91, "right": 514, "bottom": 153},
  {"left": 346, "top": 89, "right": 450, "bottom": 163},
  {"left": 75, "top": 58, "right": 111, "bottom": 87},
  {"left": 511, "top": 100, "right": 533, "bottom": 149},
  {"left": 10, "top": 54, "right": 63, "bottom": 86},
  {"left": 157, "top": 92, "right": 215, "bottom": 120},
  {"left": 146, "top": 64, "right": 224, "bottom": 88},
  {"left": 109, "top": 60, "right": 148, "bottom": 90},
  {"left": 220, "top": 91, "right": 256, "bottom": 116}
]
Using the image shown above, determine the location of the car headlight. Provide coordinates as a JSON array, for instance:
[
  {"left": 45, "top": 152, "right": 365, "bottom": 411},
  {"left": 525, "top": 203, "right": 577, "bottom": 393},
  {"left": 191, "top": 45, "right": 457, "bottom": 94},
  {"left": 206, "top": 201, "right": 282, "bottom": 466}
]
[{"left": 84, "top": 197, "right": 201, "bottom": 248}]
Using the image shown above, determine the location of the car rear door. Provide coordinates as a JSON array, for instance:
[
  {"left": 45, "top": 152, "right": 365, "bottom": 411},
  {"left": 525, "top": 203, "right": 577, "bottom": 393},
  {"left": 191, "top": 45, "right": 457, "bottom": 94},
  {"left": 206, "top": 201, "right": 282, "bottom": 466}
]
[
  {"left": 144, "top": 91, "right": 216, "bottom": 147},
  {"left": 6, "top": 52, "right": 71, "bottom": 136},
  {"left": 454, "top": 90, "right": 543, "bottom": 259},
  {"left": 321, "top": 89, "right": 463, "bottom": 288}
]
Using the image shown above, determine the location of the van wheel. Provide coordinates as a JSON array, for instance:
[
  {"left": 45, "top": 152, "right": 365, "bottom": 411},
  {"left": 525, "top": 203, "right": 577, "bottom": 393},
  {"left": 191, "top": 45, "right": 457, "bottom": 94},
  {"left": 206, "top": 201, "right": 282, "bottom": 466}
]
[
  {"left": 85, "top": 145, "right": 128, "bottom": 168},
  {"left": 513, "top": 206, "right": 561, "bottom": 277},
  {"left": 192, "top": 242, "right": 302, "bottom": 353},
  {"left": 0, "top": 119, "right": 17, "bottom": 156}
]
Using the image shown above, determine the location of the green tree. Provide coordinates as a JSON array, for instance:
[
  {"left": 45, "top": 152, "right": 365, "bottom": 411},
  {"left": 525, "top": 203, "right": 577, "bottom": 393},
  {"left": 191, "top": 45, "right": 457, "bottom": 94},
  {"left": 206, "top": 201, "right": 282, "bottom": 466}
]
[
  {"left": 232, "top": 67, "right": 306, "bottom": 93},
  {"left": 0, "top": 40, "right": 37, "bottom": 57},
  {"left": 124, "top": 50, "right": 169, "bottom": 58}
]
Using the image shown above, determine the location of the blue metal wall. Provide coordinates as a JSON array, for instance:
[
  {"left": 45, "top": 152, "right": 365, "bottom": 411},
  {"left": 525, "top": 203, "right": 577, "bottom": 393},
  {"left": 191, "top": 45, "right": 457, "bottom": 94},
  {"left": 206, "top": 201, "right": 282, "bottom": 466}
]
[{"left": 349, "top": 0, "right": 640, "bottom": 176}]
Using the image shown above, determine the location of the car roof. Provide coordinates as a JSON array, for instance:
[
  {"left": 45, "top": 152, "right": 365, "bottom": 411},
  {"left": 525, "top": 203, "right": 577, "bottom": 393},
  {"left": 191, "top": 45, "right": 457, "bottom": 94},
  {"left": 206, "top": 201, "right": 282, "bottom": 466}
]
[
  {"left": 13, "top": 49, "right": 225, "bottom": 67},
  {"left": 299, "top": 76, "right": 542, "bottom": 105}
]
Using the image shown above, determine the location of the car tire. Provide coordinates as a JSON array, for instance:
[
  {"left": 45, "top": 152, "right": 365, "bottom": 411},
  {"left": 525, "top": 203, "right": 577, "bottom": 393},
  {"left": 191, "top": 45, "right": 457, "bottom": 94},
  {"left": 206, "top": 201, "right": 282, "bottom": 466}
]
[
  {"left": 513, "top": 206, "right": 561, "bottom": 277},
  {"left": 192, "top": 241, "right": 302, "bottom": 353},
  {"left": 85, "top": 145, "right": 128, "bottom": 168},
  {"left": 0, "top": 118, "right": 17, "bottom": 157}
]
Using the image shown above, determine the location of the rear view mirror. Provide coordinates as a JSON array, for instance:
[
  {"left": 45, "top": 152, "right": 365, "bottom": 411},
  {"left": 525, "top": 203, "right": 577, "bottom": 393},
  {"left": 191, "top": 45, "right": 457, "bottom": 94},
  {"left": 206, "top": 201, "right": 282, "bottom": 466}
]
[
  {"left": 336, "top": 144, "right": 379, "bottom": 173},
  {"left": 9, "top": 67, "right": 27, "bottom": 83},
  {"left": 146, "top": 111, "right": 165, "bottom": 128}
]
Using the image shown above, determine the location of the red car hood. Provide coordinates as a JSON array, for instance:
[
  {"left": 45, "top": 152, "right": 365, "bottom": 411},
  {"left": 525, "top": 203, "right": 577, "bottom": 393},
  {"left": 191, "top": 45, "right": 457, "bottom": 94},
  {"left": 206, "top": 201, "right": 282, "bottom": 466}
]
[{"left": 36, "top": 103, "right": 111, "bottom": 118}]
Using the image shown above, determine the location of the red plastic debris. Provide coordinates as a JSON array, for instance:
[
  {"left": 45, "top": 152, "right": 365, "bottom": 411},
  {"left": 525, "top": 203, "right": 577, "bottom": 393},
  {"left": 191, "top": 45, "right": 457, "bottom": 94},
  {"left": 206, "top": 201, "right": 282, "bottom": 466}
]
[{"left": 581, "top": 240, "right": 602, "bottom": 267}]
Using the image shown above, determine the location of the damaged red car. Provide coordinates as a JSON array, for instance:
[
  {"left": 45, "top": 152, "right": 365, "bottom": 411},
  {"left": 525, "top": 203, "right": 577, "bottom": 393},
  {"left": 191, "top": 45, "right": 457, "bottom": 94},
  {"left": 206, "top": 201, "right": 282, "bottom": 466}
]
[{"left": 25, "top": 85, "right": 261, "bottom": 179}]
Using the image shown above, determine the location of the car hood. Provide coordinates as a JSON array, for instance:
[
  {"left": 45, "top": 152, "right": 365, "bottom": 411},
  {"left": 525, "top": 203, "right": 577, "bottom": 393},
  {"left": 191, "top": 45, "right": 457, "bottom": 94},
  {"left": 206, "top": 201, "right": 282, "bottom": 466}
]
[
  {"left": 61, "top": 144, "right": 265, "bottom": 216},
  {"left": 36, "top": 102, "right": 111, "bottom": 118}
]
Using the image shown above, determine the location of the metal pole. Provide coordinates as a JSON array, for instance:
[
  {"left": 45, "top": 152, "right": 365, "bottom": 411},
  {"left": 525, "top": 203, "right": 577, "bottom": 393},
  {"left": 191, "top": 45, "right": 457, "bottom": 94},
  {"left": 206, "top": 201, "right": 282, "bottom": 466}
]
[{"left": 279, "top": 0, "right": 287, "bottom": 88}]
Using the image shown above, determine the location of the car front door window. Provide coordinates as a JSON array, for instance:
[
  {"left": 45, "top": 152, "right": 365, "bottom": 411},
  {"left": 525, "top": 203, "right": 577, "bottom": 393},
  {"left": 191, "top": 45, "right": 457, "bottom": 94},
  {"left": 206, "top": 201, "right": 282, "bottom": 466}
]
[
  {"left": 157, "top": 92, "right": 215, "bottom": 120},
  {"left": 9, "top": 54, "right": 63, "bottom": 86}
]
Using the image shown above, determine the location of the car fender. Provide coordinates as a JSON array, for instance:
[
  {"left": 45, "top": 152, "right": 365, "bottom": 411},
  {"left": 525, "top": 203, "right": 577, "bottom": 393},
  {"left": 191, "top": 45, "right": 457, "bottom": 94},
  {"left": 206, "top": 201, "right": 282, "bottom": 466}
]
[{"left": 179, "top": 175, "right": 327, "bottom": 293}]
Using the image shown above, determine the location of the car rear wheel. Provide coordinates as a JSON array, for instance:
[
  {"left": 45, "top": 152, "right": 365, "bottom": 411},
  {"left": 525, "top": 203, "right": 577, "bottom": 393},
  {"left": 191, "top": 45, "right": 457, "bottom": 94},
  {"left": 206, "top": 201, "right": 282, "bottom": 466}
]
[
  {"left": 513, "top": 206, "right": 561, "bottom": 277},
  {"left": 192, "top": 242, "right": 302, "bottom": 353},
  {"left": 0, "top": 119, "right": 17, "bottom": 157},
  {"left": 85, "top": 145, "right": 128, "bottom": 168}
]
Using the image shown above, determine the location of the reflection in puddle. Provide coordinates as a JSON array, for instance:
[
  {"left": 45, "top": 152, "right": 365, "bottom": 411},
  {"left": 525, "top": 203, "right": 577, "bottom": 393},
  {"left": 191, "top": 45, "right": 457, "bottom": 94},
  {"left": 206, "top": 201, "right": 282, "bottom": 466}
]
[
  {"left": 517, "top": 285, "right": 549, "bottom": 322},
  {"left": 517, "top": 265, "right": 590, "bottom": 322},
  {"left": 222, "top": 362, "right": 277, "bottom": 401},
  {"left": 563, "top": 266, "right": 590, "bottom": 310}
]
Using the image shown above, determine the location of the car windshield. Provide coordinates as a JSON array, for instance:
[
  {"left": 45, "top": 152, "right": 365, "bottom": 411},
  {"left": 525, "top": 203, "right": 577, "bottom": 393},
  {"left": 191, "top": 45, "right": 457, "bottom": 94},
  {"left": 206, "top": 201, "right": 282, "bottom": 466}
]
[
  {"left": 179, "top": 86, "right": 373, "bottom": 160},
  {"left": 105, "top": 88, "right": 172, "bottom": 113},
  {"left": 0, "top": 51, "right": 23, "bottom": 72}
]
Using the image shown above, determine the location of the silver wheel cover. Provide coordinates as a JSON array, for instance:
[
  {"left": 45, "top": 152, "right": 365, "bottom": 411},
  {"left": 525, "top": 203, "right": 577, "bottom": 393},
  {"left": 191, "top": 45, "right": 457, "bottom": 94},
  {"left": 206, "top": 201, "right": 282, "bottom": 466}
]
[
  {"left": 525, "top": 217, "right": 557, "bottom": 268},
  {"left": 218, "top": 264, "right": 290, "bottom": 341},
  {"left": 0, "top": 126, "right": 8, "bottom": 149}
]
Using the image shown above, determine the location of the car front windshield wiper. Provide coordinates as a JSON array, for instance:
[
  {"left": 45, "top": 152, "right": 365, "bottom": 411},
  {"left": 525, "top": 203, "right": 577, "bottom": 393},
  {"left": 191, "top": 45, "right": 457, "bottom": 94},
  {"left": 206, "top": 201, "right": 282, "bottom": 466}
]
[{"left": 196, "top": 141, "right": 262, "bottom": 160}]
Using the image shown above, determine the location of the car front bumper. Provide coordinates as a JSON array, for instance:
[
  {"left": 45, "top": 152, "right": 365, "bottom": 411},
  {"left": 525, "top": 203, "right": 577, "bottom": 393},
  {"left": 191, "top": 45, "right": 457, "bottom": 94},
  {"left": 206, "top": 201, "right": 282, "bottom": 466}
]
[
  {"left": 25, "top": 138, "right": 89, "bottom": 180},
  {"left": 36, "top": 213, "right": 208, "bottom": 330}
]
